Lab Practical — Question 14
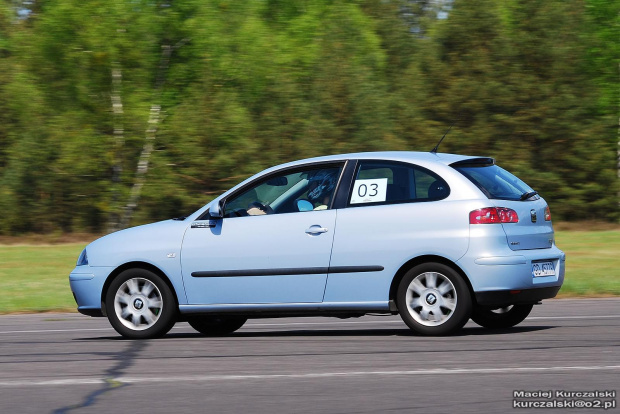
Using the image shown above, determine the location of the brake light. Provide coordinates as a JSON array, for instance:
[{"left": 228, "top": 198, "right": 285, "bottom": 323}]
[
  {"left": 544, "top": 206, "right": 551, "bottom": 221},
  {"left": 497, "top": 208, "right": 519, "bottom": 223},
  {"left": 469, "top": 207, "right": 519, "bottom": 224}
]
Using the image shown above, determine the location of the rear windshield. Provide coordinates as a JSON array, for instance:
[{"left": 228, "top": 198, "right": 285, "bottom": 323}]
[{"left": 453, "top": 164, "right": 535, "bottom": 201}]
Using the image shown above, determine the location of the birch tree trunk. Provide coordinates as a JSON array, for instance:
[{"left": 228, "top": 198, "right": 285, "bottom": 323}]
[
  {"left": 107, "top": 64, "right": 124, "bottom": 232},
  {"left": 119, "top": 40, "right": 188, "bottom": 229}
]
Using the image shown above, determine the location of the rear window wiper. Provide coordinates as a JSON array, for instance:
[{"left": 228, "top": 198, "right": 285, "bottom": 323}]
[{"left": 520, "top": 191, "right": 538, "bottom": 201}]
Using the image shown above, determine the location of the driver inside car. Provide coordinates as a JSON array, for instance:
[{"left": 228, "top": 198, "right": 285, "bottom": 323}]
[
  {"left": 306, "top": 170, "right": 337, "bottom": 210},
  {"left": 244, "top": 168, "right": 338, "bottom": 215},
  {"left": 246, "top": 201, "right": 268, "bottom": 216}
]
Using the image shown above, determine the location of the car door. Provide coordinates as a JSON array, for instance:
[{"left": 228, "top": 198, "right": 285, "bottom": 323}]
[{"left": 181, "top": 163, "right": 344, "bottom": 305}]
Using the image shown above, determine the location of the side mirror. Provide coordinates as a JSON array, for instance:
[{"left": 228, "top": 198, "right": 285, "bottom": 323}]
[
  {"left": 297, "top": 199, "right": 314, "bottom": 212},
  {"left": 209, "top": 200, "right": 223, "bottom": 218}
]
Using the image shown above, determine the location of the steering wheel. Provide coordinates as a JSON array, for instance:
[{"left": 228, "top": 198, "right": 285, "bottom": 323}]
[
  {"left": 247, "top": 201, "right": 275, "bottom": 215},
  {"left": 232, "top": 208, "right": 249, "bottom": 217}
]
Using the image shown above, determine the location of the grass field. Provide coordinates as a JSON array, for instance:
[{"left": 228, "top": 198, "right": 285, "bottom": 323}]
[
  {"left": 0, "top": 230, "right": 618, "bottom": 313},
  {"left": 0, "top": 244, "right": 82, "bottom": 313},
  {"left": 554, "top": 231, "right": 620, "bottom": 297}
]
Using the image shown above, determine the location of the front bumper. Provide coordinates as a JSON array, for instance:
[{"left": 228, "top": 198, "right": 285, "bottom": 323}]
[
  {"left": 77, "top": 307, "right": 105, "bottom": 317},
  {"left": 69, "top": 266, "right": 114, "bottom": 317}
]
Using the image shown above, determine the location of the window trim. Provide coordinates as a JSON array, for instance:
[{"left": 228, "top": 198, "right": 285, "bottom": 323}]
[
  {"left": 199, "top": 160, "right": 348, "bottom": 220},
  {"left": 344, "top": 159, "right": 451, "bottom": 208},
  {"left": 331, "top": 160, "right": 358, "bottom": 209}
]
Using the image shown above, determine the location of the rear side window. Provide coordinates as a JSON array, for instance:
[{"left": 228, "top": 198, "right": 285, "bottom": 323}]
[
  {"left": 348, "top": 161, "right": 449, "bottom": 206},
  {"left": 454, "top": 164, "right": 535, "bottom": 201}
]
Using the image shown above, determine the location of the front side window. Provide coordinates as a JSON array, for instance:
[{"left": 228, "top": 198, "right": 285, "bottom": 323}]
[
  {"left": 348, "top": 161, "right": 449, "bottom": 206},
  {"left": 223, "top": 165, "right": 343, "bottom": 217}
]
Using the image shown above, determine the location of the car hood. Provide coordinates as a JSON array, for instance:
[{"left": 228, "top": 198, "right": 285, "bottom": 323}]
[{"left": 86, "top": 219, "right": 188, "bottom": 267}]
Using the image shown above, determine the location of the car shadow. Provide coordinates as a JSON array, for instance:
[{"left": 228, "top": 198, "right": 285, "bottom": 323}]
[
  {"left": 77, "top": 325, "right": 554, "bottom": 341},
  {"left": 457, "top": 325, "right": 554, "bottom": 336},
  {"left": 230, "top": 325, "right": 553, "bottom": 338}
]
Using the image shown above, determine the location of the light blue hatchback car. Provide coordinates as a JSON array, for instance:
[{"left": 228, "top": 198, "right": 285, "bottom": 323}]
[{"left": 70, "top": 152, "right": 565, "bottom": 338}]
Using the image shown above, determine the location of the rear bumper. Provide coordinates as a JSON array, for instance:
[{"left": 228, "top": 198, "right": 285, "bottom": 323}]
[
  {"left": 457, "top": 240, "right": 566, "bottom": 292},
  {"left": 475, "top": 286, "right": 561, "bottom": 307}
]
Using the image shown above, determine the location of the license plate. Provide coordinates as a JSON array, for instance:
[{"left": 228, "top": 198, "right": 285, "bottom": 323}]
[{"left": 532, "top": 261, "right": 555, "bottom": 278}]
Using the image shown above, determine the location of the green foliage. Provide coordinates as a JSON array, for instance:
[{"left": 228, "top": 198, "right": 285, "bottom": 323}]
[{"left": 0, "top": 0, "right": 617, "bottom": 234}]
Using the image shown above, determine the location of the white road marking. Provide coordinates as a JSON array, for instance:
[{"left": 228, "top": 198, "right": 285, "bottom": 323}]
[
  {"left": 0, "top": 327, "right": 112, "bottom": 335},
  {"left": 0, "top": 314, "right": 619, "bottom": 335},
  {"left": 527, "top": 315, "right": 620, "bottom": 320},
  {"left": 0, "top": 365, "right": 618, "bottom": 387}
]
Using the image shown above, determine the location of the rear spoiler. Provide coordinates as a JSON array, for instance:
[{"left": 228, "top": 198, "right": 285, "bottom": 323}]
[{"left": 450, "top": 157, "right": 495, "bottom": 167}]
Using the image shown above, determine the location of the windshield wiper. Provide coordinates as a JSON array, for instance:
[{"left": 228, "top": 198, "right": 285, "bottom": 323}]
[
  {"left": 172, "top": 216, "right": 187, "bottom": 221},
  {"left": 520, "top": 191, "right": 538, "bottom": 201}
]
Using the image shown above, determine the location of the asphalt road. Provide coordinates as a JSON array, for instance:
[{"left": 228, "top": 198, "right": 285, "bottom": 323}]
[{"left": 0, "top": 298, "right": 618, "bottom": 414}]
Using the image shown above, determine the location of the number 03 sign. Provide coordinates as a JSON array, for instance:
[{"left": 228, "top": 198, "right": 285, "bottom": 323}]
[{"left": 350, "top": 178, "right": 388, "bottom": 204}]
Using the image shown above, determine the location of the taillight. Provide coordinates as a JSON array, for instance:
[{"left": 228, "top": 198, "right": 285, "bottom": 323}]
[
  {"left": 470, "top": 207, "right": 519, "bottom": 224},
  {"left": 544, "top": 206, "right": 551, "bottom": 221},
  {"left": 497, "top": 208, "right": 519, "bottom": 223}
]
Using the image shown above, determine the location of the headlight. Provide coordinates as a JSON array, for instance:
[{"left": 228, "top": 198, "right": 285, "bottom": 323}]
[{"left": 77, "top": 249, "right": 89, "bottom": 266}]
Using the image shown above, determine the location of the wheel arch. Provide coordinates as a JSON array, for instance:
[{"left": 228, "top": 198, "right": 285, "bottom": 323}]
[
  {"left": 100, "top": 261, "right": 179, "bottom": 316},
  {"left": 388, "top": 255, "right": 475, "bottom": 311}
]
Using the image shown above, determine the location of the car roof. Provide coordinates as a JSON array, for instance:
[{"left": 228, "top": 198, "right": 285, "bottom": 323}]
[{"left": 271, "top": 151, "right": 486, "bottom": 170}]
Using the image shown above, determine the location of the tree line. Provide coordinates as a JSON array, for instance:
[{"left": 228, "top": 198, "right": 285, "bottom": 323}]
[{"left": 0, "top": 0, "right": 617, "bottom": 234}]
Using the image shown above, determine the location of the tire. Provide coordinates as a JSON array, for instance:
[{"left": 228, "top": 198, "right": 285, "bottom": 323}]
[
  {"left": 187, "top": 316, "right": 247, "bottom": 336},
  {"left": 105, "top": 268, "right": 177, "bottom": 339},
  {"left": 396, "top": 263, "right": 472, "bottom": 336},
  {"left": 471, "top": 304, "right": 533, "bottom": 329}
]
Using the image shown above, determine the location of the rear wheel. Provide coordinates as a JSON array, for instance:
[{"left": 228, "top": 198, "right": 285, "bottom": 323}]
[
  {"left": 396, "top": 263, "right": 472, "bottom": 336},
  {"left": 105, "top": 268, "right": 177, "bottom": 339},
  {"left": 187, "top": 316, "right": 247, "bottom": 336},
  {"left": 471, "top": 304, "right": 533, "bottom": 329}
]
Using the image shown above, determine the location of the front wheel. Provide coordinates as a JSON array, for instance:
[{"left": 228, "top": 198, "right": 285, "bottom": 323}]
[
  {"left": 471, "top": 304, "right": 533, "bottom": 329},
  {"left": 105, "top": 268, "right": 177, "bottom": 339},
  {"left": 396, "top": 263, "right": 472, "bottom": 336},
  {"left": 187, "top": 316, "right": 247, "bottom": 336}
]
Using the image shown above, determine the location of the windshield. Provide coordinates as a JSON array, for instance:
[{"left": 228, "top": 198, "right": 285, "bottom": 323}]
[{"left": 453, "top": 164, "right": 536, "bottom": 201}]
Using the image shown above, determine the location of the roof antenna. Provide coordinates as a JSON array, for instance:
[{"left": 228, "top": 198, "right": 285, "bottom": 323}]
[{"left": 430, "top": 124, "right": 452, "bottom": 154}]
